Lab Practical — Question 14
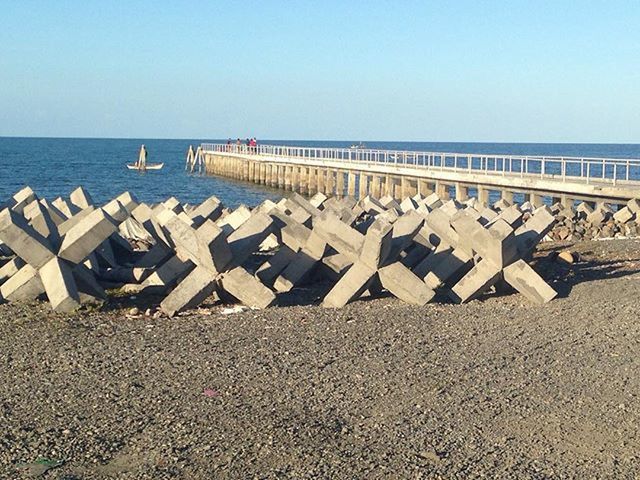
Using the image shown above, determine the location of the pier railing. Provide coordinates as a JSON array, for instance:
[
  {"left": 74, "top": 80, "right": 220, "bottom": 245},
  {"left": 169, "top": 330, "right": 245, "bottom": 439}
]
[{"left": 200, "top": 143, "right": 640, "bottom": 186}]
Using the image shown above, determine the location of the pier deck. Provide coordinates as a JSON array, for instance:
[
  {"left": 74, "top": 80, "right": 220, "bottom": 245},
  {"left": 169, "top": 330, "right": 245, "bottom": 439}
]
[{"left": 199, "top": 144, "right": 640, "bottom": 206}]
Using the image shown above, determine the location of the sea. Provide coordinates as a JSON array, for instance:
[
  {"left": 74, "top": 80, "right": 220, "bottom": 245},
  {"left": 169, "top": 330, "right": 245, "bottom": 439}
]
[{"left": 1, "top": 137, "right": 639, "bottom": 207}]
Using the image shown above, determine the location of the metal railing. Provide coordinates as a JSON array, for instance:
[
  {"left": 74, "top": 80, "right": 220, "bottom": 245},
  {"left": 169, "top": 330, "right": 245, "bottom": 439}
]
[{"left": 200, "top": 143, "right": 640, "bottom": 186}]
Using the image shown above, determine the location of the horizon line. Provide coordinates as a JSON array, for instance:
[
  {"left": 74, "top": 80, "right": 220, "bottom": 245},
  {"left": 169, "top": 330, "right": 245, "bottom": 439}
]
[{"left": 0, "top": 135, "right": 638, "bottom": 146}]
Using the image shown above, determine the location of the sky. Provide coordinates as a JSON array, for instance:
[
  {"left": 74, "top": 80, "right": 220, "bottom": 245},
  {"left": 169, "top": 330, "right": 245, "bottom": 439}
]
[{"left": 0, "top": 0, "right": 638, "bottom": 142}]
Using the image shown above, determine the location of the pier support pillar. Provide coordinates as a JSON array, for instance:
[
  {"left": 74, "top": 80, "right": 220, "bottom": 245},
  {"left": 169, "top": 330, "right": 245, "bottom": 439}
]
[
  {"left": 347, "top": 172, "right": 357, "bottom": 197},
  {"left": 418, "top": 179, "right": 433, "bottom": 196},
  {"left": 248, "top": 161, "right": 256, "bottom": 182},
  {"left": 501, "top": 190, "right": 514, "bottom": 203},
  {"left": 260, "top": 163, "right": 267, "bottom": 185},
  {"left": 277, "top": 165, "right": 285, "bottom": 189},
  {"left": 299, "top": 167, "right": 308, "bottom": 195},
  {"left": 393, "top": 177, "right": 403, "bottom": 200},
  {"left": 317, "top": 169, "right": 326, "bottom": 195},
  {"left": 435, "top": 181, "right": 449, "bottom": 200},
  {"left": 529, "top": 193, "right": 544, "bottom": 207},
  {"left": 358, "top": 173, "right": 368, "bottom": 199},
  {"left": 284, "top": 166, "right": 292, "bottom": 190},
  {"left": 308, "top": 168, "right": 318, "bottom": 195},
  {"left": 559, "top": 194, "right": 573, "bottom": 209},
  {"left": 336, "top": 171, "right": 345, "bottom": 197},
  {"left": 325, "top": 170, "right": 335, "bottom": 196},
  {"left": 477, "top": 185, "right": 490, "bottom": 206},
  {"left": 455, "top": 182, "right": 469, "bottom": 202},
  {"left": 291, "top": 166, "right": 300, "bottom": 193},
  {"left": 370, "top": 176, "right": 381, "bottom": 199},
  {"left": 400, "top": 177, "right": 410, "bottom": 199}
]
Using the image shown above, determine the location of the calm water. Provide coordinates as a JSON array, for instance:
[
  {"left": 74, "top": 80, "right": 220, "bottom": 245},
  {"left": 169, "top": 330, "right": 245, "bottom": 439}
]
[{"left": 1, "top": 137, "right": 639, "bottom": 206}]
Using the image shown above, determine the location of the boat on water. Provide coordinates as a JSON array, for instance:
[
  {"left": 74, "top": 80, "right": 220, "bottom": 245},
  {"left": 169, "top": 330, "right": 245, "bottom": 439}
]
[
  {"left": 127, "top": 144, "right": 164, "bottom": 171},
  {"left": 349, "top": 142, "right": 366, "bottom": 149}
]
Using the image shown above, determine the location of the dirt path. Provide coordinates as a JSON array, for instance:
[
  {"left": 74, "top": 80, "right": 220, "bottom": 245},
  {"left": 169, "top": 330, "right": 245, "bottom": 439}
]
[{"left": 1, "top": 239, "right": 640, "bottom": 478}]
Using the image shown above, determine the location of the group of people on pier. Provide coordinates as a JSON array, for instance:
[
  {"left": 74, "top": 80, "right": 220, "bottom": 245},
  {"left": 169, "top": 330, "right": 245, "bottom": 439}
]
[{"left": 226, "top": 137, "right": 259, "bottom": 154}]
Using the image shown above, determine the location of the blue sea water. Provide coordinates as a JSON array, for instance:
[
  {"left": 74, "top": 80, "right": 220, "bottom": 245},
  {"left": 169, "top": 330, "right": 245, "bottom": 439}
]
[{"left": 1, "top": 137, "right": 638, "bottom": 207}]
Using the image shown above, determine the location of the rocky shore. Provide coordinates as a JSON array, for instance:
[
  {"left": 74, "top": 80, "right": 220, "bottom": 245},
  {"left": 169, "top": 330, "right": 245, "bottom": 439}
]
[{"left": 1, "top": 238, "right": 640, "bottom": 479}]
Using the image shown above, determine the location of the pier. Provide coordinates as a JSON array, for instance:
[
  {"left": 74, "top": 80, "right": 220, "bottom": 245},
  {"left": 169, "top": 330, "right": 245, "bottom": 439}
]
[{"left": 199, "top": 144, "right": 640, "bottom": 207}]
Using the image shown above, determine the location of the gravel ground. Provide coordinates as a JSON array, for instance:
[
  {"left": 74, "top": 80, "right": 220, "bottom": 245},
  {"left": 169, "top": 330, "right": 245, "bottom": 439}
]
[{"left": 1, "top": 239, "right": 640, "bottom": 479}]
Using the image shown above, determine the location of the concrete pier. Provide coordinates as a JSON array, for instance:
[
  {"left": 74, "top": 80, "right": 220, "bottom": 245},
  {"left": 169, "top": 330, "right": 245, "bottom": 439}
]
[{"left": 201, "top": 144, "right": 640, "bottom": 207}]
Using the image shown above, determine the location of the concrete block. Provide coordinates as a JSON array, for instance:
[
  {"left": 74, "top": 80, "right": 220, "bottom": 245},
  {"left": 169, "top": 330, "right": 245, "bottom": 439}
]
[
  {"left": 613, "top": 206, "right": 634, "bottom": 224},
  {"left": 256, "top": 246, "right": 297, "bottom": 284},
  {"left": 515, "top": 206, "right": 555, "bottom": 256},
  {"left": 72, "top": 263, "right": 107, "bottom": 300},
  {"left": 58, "top": 209, "right": 118, "bottom": 264},
  {"left": 424, "top": 248, "right": 473, "bottom": 290},
  {"left": 400, "top": 197, "right": 419, "bottom": 213},
  {"left": 114, "top": 191, "right": 139, "bottom": 214},
  {"left": 389, "top": 210, "right": 424, "bottom": 259},
  {"left": 287, "top": 192, "right": 322, "bottom": 217},
  {"left": 24, "top": 201, "right": 60, "bottom": 243},
  {"left": 163, "top": 196, "right": 183, "bottom": 213},
  {"left": 379, "top": 195, "right": 401, "bottom": 211},
  {"left": 0, "top": 264, "right": 44, "bottom": 301},
  {"left": 627, "top": 198, "right": 640, "bottom": 213},
  {"left": 52, "top": 197, "right": 81, "bottom": 219},
  {"left": 160, "top": 265, "right": 216, "bottom": 316},
  {"left": 378, "top": 262, "right": 435, "bottom": 305},
  {"left": 491, "top": 204, "right": 524, "bottom": 229},
  {"left": 320, "top": 252, "right": 353, "bottom": 281},
  {"left": 39, "top": 256, "right": 81, "bottom": 312},
  {"left": 102, "top": 199, "right": 130, "bottom": 224},
  {"left": 131, "top": 203, "right": 154, "bottom": 224},
  {"left": 400, "top": 243, "right": 431, "bottom": 269},
  {"left": 310, "top": 192, "right": 328, "bottom": 208},
  {"left": 220, "top": 267, "right": 275, "bottom": 309},
  {"left": 226, "top": 212, "right": 273, "bottom": 268},
  {"left": 58, "top": 206, "right": 96, "bottom": 236},
  {"left": 281, "top": 222, "right": 312, "bottom": 251},
  {"left": 360, "top": 195, "right": 386, "bottom": 215},
  {"left": 479, "top": 207, "right": 498, "bottom": 224},
  {"left": 493, "top": 198, "right": 511, "bottom": 211},
  {"left": 359, "top": 218, "right": 393, "bottom": 269},
  {"left": 424, "top": 208, "right": 459, "bottom": 248},
  {"left": 0, "top": 208, "right": 54, "bottom": 269},
  {"left": 134, "top": 243, "right": 172, "bottom": 268},
  {"left": 322, "top": 262, "right": 376, "bottom": 308},
  {"left": 440, "top": 199, "right": 462, "bottom": 217},
  {"left": 273, "top": 232, "right": 326, "bottom": 292},
  {"left": 217, "top": 205, "right": 251, "bottom": 235},
  {"left": 449, "top": 259, "right": 502, "bottom": 303},
  {"left": 0, "top": 257, "right": 26, "bottom": 285},
  {"left": 313, "top": 214, "right": 364, "bottom": 262},
  {"left": 189, "top": 196, "right": 223, "bottom": 226},
  {"left": 503, "top": 259, "right": 557, "bottom": 304},
  {"left": 413, "top": 243, "right": 452, "bottom": 279},
  {"left": 70, "top": 186, "right": 94, "bottom": 210},
  {"left": 39, "top": 199, "right": 68, "bottom": 225},
  {"left": 11, "top": 187, "right": 37, "bottom": 214},
  {"left": 141, "top": 255, "right": 194, "bottom": 290},
  {"left": 451, "top": 212, "right": 517, "bottom": 267},
  {"left": 424, "top": 193, "right": 443, "bottom": 209}
]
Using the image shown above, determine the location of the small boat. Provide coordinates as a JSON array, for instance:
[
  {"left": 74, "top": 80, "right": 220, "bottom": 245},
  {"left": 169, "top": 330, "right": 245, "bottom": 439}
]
[
  {"left": 126, "top": 162, "right": 164, "bottom": 170},
  {"left": 349, "top": 142, "right": 366, "bottom": 149},
  {"left": 127, "top": 144, "right": 164, "bottom": 171}
]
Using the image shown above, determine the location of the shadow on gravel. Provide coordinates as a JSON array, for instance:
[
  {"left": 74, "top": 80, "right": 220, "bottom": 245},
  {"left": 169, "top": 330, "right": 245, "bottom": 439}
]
[{"left": 534, "top": 246, "right": 640, "bottom": 299}]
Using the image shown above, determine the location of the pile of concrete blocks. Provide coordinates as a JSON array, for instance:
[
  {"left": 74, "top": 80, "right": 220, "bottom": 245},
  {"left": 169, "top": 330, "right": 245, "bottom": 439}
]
[
  {"left": 547, "top": 198, "right": 640, "bottom": 241},
  {"left": 1, "top": 186, "right": 562, "bottom": 315}
]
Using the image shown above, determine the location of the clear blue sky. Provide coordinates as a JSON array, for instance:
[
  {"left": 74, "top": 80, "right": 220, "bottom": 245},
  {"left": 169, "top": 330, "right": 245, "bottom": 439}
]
[{"left": 0, "top": 0, "right": 638, "bottom": 142}]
